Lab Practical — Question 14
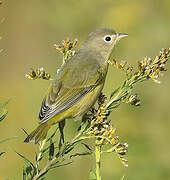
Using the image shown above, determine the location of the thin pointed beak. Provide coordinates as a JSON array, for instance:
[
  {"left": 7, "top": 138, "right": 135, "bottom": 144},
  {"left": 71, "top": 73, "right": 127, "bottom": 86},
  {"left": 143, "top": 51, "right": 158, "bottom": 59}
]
[{"left": 117, "top": 33, "right": 128, "bottom": 40}]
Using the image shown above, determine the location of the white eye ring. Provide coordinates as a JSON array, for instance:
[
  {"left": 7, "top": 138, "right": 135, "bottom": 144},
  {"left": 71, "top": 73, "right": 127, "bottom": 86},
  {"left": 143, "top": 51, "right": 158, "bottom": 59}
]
[{"left": 104, "top": 35, "right": 112, "bottom": 43}]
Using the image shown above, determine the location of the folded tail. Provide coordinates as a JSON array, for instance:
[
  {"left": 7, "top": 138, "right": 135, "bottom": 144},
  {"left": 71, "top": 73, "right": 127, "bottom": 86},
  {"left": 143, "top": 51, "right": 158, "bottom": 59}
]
[{"left": 24, "top": 123, "right": 50, "bottom": 144}]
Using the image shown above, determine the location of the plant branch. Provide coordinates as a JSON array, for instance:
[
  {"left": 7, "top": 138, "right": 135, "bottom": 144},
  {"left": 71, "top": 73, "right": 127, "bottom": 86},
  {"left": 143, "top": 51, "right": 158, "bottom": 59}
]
[
  {"left": 33, "top": 157, "right": 57, "bottom": 180},
  {"left": 95, "top": 141, "right": 101, "bottom": 180}
]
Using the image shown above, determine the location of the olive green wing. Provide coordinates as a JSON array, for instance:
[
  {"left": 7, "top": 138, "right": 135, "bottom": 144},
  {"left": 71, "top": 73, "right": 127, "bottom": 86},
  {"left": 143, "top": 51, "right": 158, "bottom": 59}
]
[{"left": 38, "top": 65, "right": 103, "bottom": 123}]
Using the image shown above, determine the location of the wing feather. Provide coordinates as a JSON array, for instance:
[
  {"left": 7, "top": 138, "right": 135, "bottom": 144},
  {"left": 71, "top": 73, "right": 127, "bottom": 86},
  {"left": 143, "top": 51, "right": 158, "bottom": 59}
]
[
  {"left": 38, "top": 53, "right": 106, "bottom": 123},
  {"left": 39, "top": 86, "right": 94, "bottom": 122}
]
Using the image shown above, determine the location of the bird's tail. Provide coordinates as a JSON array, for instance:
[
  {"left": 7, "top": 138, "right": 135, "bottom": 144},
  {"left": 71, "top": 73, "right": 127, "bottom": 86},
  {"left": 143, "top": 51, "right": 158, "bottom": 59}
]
[{"left": 24, "top": 123, "right": 50, "bottom": 144}]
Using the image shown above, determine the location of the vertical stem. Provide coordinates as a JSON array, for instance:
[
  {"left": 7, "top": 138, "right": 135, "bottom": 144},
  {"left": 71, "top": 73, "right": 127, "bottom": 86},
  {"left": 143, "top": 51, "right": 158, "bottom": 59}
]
[
  {"left": 95, "top": 140, "right": 101, "bottom": 180},
  {"left": 36, "top": 139, "right": 46, "bottom": 171}
]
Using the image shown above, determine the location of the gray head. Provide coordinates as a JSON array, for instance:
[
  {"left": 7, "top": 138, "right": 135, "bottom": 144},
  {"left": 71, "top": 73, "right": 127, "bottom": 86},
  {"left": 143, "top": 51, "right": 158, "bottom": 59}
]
[{"left": 82, "top": 28, "right": 128, "bottom": 60}]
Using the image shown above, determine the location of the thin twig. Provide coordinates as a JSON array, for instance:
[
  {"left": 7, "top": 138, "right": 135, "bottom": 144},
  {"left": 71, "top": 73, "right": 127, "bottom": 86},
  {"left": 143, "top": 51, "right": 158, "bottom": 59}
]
[
  {"left": 33, "top": 157, "right": 57, "bottom": 180},
  {"left": 95, "top": 141, "right": 101, "bottom": 180}
]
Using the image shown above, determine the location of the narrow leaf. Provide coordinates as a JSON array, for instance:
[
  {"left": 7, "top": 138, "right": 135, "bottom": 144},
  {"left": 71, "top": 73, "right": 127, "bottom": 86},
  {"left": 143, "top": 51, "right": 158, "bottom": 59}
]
[
  {"left": 70, "top": 151, "right": 92, "bottom": 158},
  {"left": 64, "top": 146, "right": 74, "bottom": 155},
  {"left": 38, "top": 170, "right": 49, "bottom": 179},
  {"left": 78, "top": 119, "right": 89, "bottom": 133},
  {"left": 22, "top": 169, "right": 26, "bottom": 180},
  {"left": 107, "top": 104, "right": 120, "bottom": 111},
  {"left": 0, "top": 152, "right": 5, "bottom": 156},
  {"left": 0, "top": 97, "right": 14, "bottom": 110},
  {"left": 81, "top": 143, "right": 92, "bottom": 151},
  {"left": 25, "top": 164, "right": 33, "bottom": 176},
  {"left": 21, "top": 128, "right": 29, "bottom": 135},
  {"left": 13, "top": 150, "right": 35, "bottom": 170},
  {"left": 48, "top": 139, "right": 54, "bottom": 161},
  {"left": 122, "top": 80, "right": 127, "bottom": 88},
  {"left": 0, "top": 109, "right": 8, "bottom": 122},
  {"left": 120, "top": 175, "right": 125, "bottom": 180},
  {"left": 0, "top": 136, "right": 17, "bottom": 144},
  {"left": 89, "top": 169, "right": 97, "bottom": 180},
  {"left": 46, "top": 127, "right": 58, "bottom": 142},
  {"left": 110, "top": 87, "right": 120, "bottom": 99},
  {"left": 48, "top": 161, "right": 72, "bottom": 170}
]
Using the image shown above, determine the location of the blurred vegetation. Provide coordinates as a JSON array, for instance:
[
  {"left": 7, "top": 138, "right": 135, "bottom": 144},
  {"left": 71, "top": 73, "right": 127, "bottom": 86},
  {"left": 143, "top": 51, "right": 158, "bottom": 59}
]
[
  {"left": 0, "top": 0, "right": 170, "bottom": 180},
  {"left": 0, "top": 98, "right": 16, "bottom": 156}
]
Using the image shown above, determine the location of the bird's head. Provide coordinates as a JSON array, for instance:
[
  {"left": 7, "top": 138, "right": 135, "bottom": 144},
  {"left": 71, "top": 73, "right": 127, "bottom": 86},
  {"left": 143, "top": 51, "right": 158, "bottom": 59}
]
[{"left": 82, "top": 28, "right": 128, "bottom": 60}]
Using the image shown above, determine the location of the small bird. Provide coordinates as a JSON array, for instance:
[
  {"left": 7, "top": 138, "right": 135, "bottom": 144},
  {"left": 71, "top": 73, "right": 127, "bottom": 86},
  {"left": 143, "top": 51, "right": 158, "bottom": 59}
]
[{"left": 24, "top": 28, "right": 128, "bottom": 144}]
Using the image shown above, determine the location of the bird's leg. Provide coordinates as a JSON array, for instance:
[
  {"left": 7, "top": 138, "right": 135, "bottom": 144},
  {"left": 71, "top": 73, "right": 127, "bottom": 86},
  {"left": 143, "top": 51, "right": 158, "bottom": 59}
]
[{"left": 58, "top": 119, "right": 65, "bottom": 149}]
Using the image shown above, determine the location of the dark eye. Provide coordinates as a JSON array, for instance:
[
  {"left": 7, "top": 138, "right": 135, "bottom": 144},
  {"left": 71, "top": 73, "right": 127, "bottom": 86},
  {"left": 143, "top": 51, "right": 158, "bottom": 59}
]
[{"left": 104, "top": 35, "right": 112, "bottom": 43}]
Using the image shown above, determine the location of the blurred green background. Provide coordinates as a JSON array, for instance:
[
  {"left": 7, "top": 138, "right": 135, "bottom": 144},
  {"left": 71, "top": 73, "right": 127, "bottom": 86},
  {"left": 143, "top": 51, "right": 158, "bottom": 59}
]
[{"left": 0, "top": 0, "right": 170, "bottom": 179}]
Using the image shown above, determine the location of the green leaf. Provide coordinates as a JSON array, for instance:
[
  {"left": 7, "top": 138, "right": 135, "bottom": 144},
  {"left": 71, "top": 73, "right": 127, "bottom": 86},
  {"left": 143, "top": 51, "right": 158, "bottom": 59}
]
[
  {"left": 89, "top": 169, "right": 96, "bottom": 180},
  {"left": 78, "top": 119, "right": 89, "bottom": 133},
  {"left": 48, "top": 139, "right": 54, "bottom": 161},
  {"left": 70, "top": 151, "right": 92, "bottom": 158},
  {"left": 81, "top": 143, "right": 92, "bottom": 151},
  {"left": 56, "top": 143, "right": 74, "bottom": 157},
  {"left": 14, "top": 150, "right": 33, "bottom": 165},
  {"left": 39, "top": 141, "right": 57, "bottom": 159},
  {"left": 46, "top": 127, "right": 58, "bottom": 142},
  {"left": 110, "top": 87, "right": 120, "bottom": 99},
  {"left": 0, "top": 97, "right": 15, "bottom": 122},
  {"left": 21, "top": 128, "right": 29, "bottom": 135},
  {"left": 120, "top": 175, "right": 125, "bottom": 180},
  {"left": 107, "top": 104, "right": 120, "bottom": 111},
  {"left": 38, "top": 170, "right": 49, "bottom": 179},
  {"left": 48, "top": 161, "right": 72, "bottom": 170},
  {"left": 0, "top": 97, "right": 14, "bottom": 110},
  {"left": 0, "top": 136, "right": 17, "bottom": 144},
  {"left": 64, "top": 145, "right": 74, "bottom": 155},
  {"left": 13, "top": 150, "right": 36, "bottom": 176},
  {"left": 22, "top": 169, "right": 26, "bottom": 180},
  {"left": 25, "top": 163, "right": 33, "bottom": 177},
  {"left": 0, "top": 109, "right": 8, "bottom": 122},
  {"left": 0, "top": 152, "right": 5, "bottom": 156},
  {"left": 122, "top": 80, "right": 127, "bottom": 88},
  {"left": 0, "top": 17, "right": 5, "bottom": 23}
]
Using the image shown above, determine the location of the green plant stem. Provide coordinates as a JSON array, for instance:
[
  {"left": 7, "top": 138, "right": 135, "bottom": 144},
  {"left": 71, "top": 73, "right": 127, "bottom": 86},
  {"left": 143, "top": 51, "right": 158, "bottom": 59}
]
[
  {"left": 106, "top": 89, "right": 124, "bottom": 109},
  {"left": 33, "top": 156, "right": 57, "bottom": 180},
  {"left": 70, "top": 131, "right": 84, "bottom": 144},
  {"left": 36, "top": 139, "right": 46, "bottom": 170},
  {"left": 33, "top": 134, "right": 83, "bottom": 180},
  {"left": 95, "top": 140, "right": 101, "bottom": 180},
  {"left": 38, "top": 139, "right": 46, "bottom": 159},
  {"left": 106, "top": 73, "right": 148, "bottom": 109}
]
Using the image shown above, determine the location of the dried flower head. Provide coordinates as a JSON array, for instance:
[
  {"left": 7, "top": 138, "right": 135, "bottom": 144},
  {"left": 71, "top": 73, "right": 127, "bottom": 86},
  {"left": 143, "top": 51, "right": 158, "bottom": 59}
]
[
  {"left": 54, "top": 38, "right": 78, "bottom": 64},
  {"left": 128, "top": 94, "right": 140, "bottom": 106},
  {"left": 126, "top": 66, "right": 133, "bottom": 75},
  {"left": 86, "top": 93, "right": 128, "bottom": 167},
  {"left": 137, "top": 48, "right": 169, "bottom": 84},
  {"left": 25, "top": 67, "right": 52, "bottom": 80},
  {"left": 118, "top": 60, "right": 127, "bottom": 69},
  {"left": 108, "top": 59, "right": 117, "bottom": 66}
]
